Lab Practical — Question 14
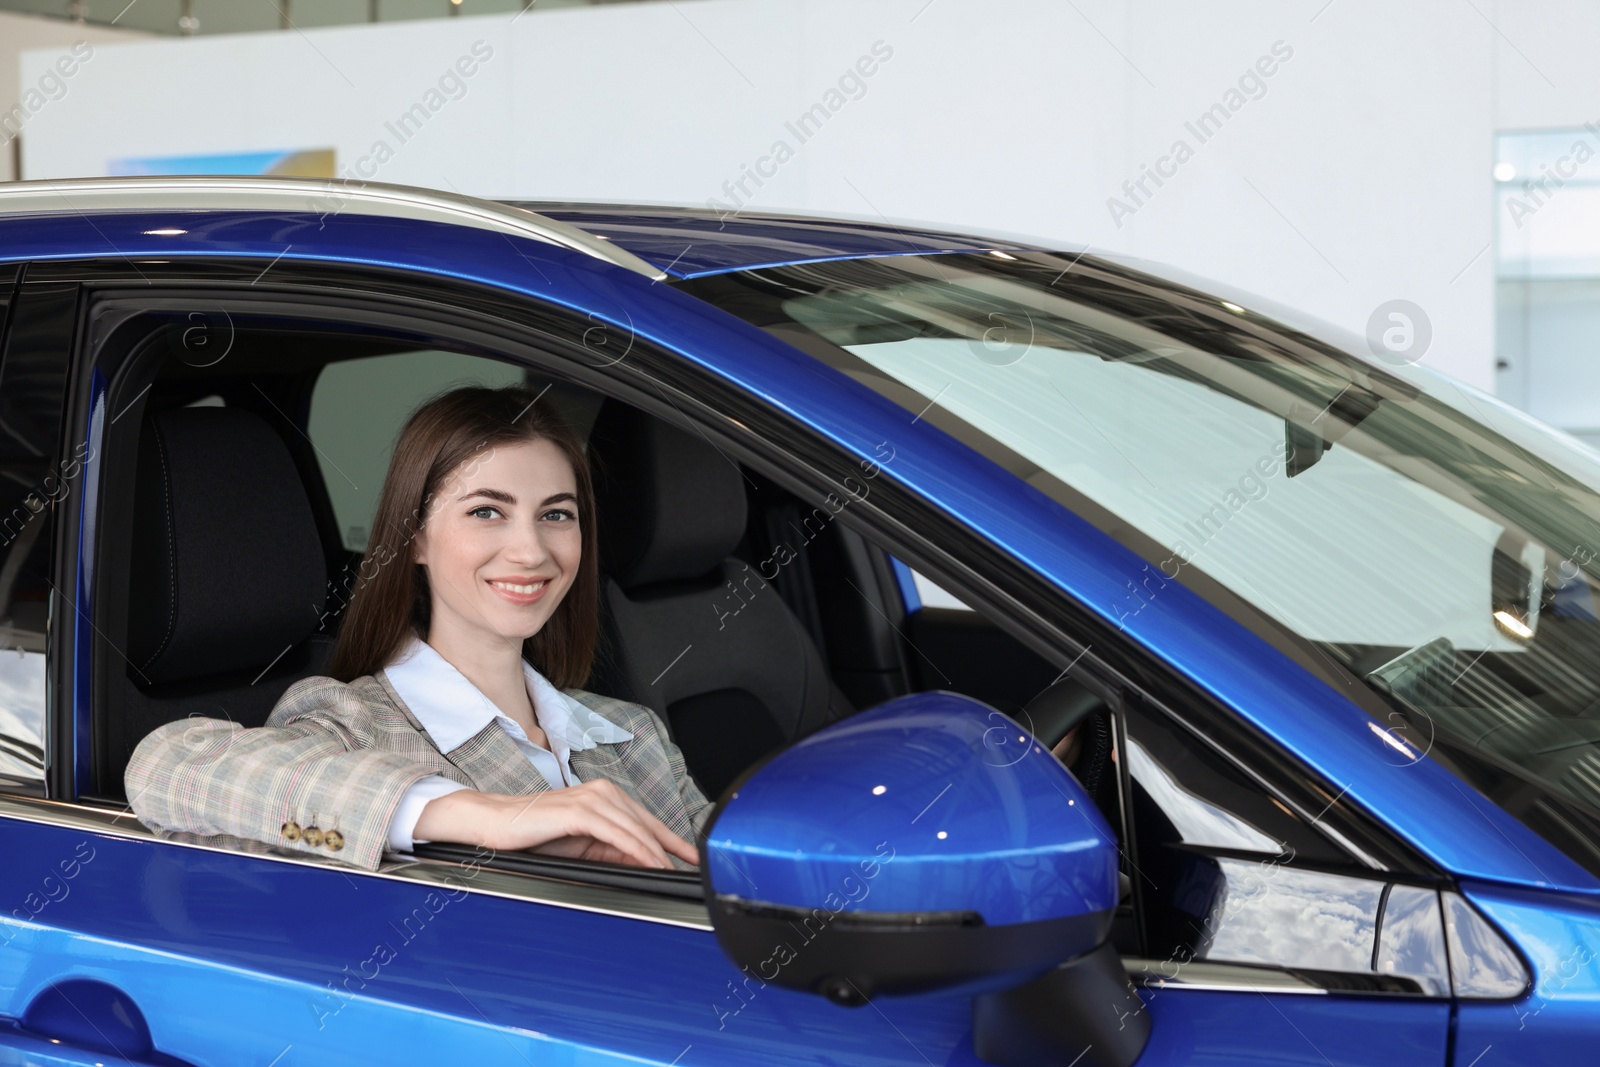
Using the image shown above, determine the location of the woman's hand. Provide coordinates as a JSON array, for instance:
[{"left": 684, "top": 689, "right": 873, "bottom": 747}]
[
  {"left": 413, "top": 778, "right": 699, "bottom": 869},
  {"left": 1051, "top": 724, "right": 1083, "bottom": 766}
]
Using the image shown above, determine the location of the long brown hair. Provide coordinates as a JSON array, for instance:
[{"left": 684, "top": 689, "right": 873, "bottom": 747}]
[{"left": 325, "top": 384, "right": 599, "bottom": 687}]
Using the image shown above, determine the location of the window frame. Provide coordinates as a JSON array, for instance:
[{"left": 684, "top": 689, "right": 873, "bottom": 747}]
[
  {"left": 20, "top": 255, "right": 1435, "bottom": 954},
  {"left": 0, "top": 265, "right": 76, "bottom": 802},
  {"left": 0, "top": 262, "right": 47, "bottom": 795}
]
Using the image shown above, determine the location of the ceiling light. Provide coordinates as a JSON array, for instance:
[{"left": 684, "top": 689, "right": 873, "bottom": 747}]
[{"left": 1493, "top": 609, "right": 1533, "bottom": 639}]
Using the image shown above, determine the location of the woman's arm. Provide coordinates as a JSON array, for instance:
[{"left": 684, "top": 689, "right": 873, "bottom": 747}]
[
  {"left": 410, "top": 780, "right": 699, "bottom": 869},
  {"left": 125, "top": 677, "right": 444, "bottom": 872}
]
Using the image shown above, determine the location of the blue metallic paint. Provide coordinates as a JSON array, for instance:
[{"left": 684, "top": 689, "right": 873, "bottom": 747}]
[
  {"left": 0, "top": 200, "right": 1589, "bottom": 1062},
  {"left": 705, "top": 692, "right": 1118, "bottom": 926},
  {"left": 889, "top": 556, "right": 921, "bottom": 613},
  {"left": 1130, "top": 988, "right": 1450, "bottom": 1066},
  {"left": 70, "top": 366, "right": 106, "bottom": 799},
  {"left": 0, "top": 822, "right": 1457, "bottom": 1066},
  {"left": 0, "top": 821, "right": 976, "bottom": 1066},
  {"left": 7, "top": 206, "right": 1586, "bottom": 894},
  {"left": 1453, "top": 881, "right": 1600, "bottom": 1064}
]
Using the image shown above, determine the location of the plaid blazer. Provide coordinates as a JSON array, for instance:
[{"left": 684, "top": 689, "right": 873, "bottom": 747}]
[{"left": 124, "top": 669, "right": 715, "bottom": 873}]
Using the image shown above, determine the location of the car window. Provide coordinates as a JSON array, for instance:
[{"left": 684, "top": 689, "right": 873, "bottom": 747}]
[
  {"left": 309, "top": 350, "right": 525, "bottom": 552},
  {"left": 679, "top": 253, "right": 1600, "bottom": 875},
  {"left": 0, "top": 280, "right": 68, "bottom": 792}
]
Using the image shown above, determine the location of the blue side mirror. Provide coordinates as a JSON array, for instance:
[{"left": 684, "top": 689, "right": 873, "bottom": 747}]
[{"left": 701, "top": 691, "right": 1150, "bottom": 1067}]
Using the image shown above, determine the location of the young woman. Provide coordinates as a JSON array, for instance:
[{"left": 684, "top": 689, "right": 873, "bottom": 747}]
[{"left": 126, "top": 384, "right": 711, "bottom": 873}]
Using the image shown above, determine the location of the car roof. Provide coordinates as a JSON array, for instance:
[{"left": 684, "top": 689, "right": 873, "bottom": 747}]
[
  {"left": 504, "top": 201, "right": 1055, "bottom": 278},
  {"left": 0, "top": 176, "right": 670, "bottom": 279},
  {"left": 0, "top": 177, "right": 1055, "bottom": 281}
]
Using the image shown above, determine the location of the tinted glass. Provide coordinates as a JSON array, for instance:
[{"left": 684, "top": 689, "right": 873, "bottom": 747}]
[
  {"left": 681, "top": 253, "right": 1600, "bottom": 873},
  {"left": 0, "top": 274, "right": 69, "bottom": 791}
]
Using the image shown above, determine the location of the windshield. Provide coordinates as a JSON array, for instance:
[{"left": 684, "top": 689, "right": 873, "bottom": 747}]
[{"left": 679, "top": 251, "right": 1600, "bottom": 875}]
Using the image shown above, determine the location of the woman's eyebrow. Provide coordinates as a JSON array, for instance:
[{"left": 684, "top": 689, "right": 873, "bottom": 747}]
[{"left": 461, "top": 488, "right": 577, "bottom": 506}]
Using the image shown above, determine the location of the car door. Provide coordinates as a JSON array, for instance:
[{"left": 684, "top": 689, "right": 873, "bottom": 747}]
[{"left": 0, "top": 253, "right": 1009, "bottom": 1067}]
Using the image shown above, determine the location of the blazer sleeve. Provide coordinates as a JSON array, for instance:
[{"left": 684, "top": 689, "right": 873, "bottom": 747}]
[
  {"left": 631, "top": 701, "right": 715, "bottom": 840},
  {"left": 663, "top": 717, "right": 716, "bottom": 839},
  {"left": 124, "top": 675, "right": 446, "bottom": 872},
  {"left": 618, "top": 702, "right": 713, "bottom": 874}
]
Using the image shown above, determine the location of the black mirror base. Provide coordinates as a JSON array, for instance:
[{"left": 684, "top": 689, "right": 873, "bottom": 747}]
[{"left": 971, "top": 941, "right": 1151, "bottom": 1067}]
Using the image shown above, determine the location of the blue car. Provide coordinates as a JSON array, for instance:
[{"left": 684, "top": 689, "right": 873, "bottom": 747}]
[{"left": 0, "top": 175, "right": 1591, "bottom": 1066}]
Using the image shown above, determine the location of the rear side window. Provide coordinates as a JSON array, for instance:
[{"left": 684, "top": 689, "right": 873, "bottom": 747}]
[
  {"left": 309, "top": 350, "right": 524, "bottom": 552},
  {"left": 0, "top": 272, "right": 70, "bottom": 792}
]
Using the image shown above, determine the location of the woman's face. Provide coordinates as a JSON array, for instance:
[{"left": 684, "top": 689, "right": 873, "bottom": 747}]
[{"left": 412, "top": 437, "right": 582, "bottom": 647}]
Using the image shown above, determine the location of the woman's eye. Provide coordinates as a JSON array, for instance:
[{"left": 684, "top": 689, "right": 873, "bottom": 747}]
[
  {"left": 469, "top": 505, "right": 502, "bottom": 520},
  {"left": 542, "top": 508, "right": 577, "bottom": 523}
]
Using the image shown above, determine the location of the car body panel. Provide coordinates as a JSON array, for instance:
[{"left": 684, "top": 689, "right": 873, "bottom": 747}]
[
  {"left": 0, "top": 818, "right": 962, "bottom": 1066},
  {"left": 1, "top": 191, "right": 1594, "bottom": 1062},
  {"left": 0, "top": 206, "right": 1586, "bottom": 896},
  {"left": 1454, "top": 881, "right": 1600, "bottom": 1063},
  {"left": 513, "top": 203, "right": 1050, "bottom": 278},
  {"left": 1131, "top": 989, "right": 1449, "bottom": 1066},
  {"left": 0, "top": 818, "right": 1461, "bottom": 1066}
]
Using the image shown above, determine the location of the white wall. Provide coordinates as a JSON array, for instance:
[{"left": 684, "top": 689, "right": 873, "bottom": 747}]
[
  {"left": 0, "top": 11, "right": 151, "bottom": 182},
  {"left": 12, "top": 0, "right": 1577, "bottom": 390}
]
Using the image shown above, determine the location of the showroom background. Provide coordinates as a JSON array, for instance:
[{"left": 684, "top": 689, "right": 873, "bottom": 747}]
[{"left": 2, "top": 0, "right": 1597, "bottom": 430}]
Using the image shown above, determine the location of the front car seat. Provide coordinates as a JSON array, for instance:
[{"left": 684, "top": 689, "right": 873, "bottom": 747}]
[
  {"left": 587, "top": 401, "right": 852, "bottom": 798},
  {"left": 110, "top": 405, "right": 334, "bottom": 790}
]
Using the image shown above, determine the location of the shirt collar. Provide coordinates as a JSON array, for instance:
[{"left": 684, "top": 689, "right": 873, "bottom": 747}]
[{"left": 383, "top": 633, "right": 632, "bottom": 754}]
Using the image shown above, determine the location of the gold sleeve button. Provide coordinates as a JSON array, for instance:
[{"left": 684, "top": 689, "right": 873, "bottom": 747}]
[
  {"left": 281, "top": 820, "right": 302, "bottom": 842},
  {"left": 304, "top": 826, "right": 325, "bottom": 848},
  {"left": 323, "top": 829, "right": 345, "bottom": 852}
]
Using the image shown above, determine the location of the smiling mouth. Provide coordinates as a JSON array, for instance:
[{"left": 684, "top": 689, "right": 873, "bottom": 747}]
[
  {"left": 491, "top": 579, "right": 547, "bottom": 594},
  {"left": 488, "top": 578, "right": 551, "bottom": 603}
]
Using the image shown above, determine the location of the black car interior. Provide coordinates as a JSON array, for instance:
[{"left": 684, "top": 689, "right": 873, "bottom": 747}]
[
  {"left": 92, "top": 333, "right": 1093, "bottom": 820},
  {"left": 585, "top": 400, "right": 855, "bottom": 798},
  {"left": 109, "top": 404, "right": 337, "bottom": 773},
  {"left": 73, "top": 317, "right": 1179, "bottom": 950}
]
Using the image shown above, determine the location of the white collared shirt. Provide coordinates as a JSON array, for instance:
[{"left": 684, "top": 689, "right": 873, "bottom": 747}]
[{"left": 382, "top": 634, "right": 633, "bottom": 853}]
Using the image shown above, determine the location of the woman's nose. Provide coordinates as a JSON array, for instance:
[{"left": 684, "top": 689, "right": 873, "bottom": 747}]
[{"left": 504, "top": 521, "right": 551, "bottom": 566}]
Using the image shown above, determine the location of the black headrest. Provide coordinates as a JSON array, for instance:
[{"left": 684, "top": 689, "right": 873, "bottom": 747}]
[
  {"left": 588, "top": 401, "right": 747, "bottom": 589},
  {"left": 127, "top": 406, "right": 327, "bottom": 685}
]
